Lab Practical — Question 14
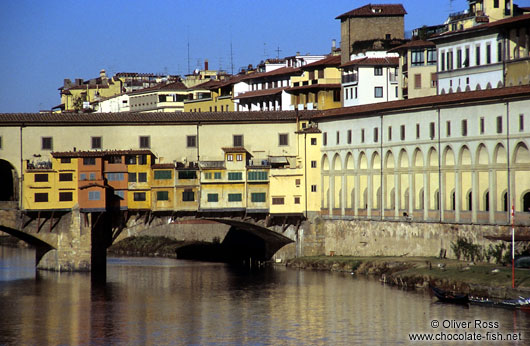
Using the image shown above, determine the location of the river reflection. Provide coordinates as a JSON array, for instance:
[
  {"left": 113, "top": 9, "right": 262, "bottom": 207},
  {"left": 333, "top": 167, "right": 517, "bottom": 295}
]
[{"left": 1, "top": 246, "right": 529, "bottom": 345}]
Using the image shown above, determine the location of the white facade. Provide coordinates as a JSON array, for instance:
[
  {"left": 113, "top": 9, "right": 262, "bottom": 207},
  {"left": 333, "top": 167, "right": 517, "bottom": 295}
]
[
  {"left": 435, "top": 32, "right": 504, "bottom": 94},
  {"left": 96, "top": 94, "right": 130, "bottom": 113},
  {"left": 342, "top": 51, "right": 400, "bottom": 107}
]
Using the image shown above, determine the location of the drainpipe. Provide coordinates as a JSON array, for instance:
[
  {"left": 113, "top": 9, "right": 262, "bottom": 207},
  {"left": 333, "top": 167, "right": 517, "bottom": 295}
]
[
  {"left": 380, "top": 114, "right": 384, "bottom": 220},
  {"left": 437, "top": 107, "right": 442, "bottom": 223},
  {"left": 19, "top": 124, "right": 24, "bottom": 209},
  {"left": 304, "top": 132, "right": 308, "bottom": 218},
  {"left": 196, "top": 122, "right": 201, "bottom": 212},
  {"left": 506, "top": 100, "right": 511, "bottom": 223}
]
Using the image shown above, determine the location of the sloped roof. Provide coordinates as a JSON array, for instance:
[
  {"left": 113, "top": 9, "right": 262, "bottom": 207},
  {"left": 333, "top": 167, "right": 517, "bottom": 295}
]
[
  {"left": 301, "top": 55, "right": 341, "bottom": 70},
  {"left": 388, "top": 40, "right": 435, "bottom": 52},
  {"left": 336, "top": 4, "right": 407, "bottom": 19},
  {"left": 52, "top": 149, "right": 155, "bottom": 158},
  {"left": 285, "top": 84, "right": 341, "bottom": 94},
  {"left": 340, "top": 56, "right": 398, "bottom": 68},
  {"left": 128, "top": 81, "right": 188, "bottom": 95},
  {"left": 239, "top": 67, "right": 301, "bottom": 81},
  {"left": 234, "top": 87, "right": 288, "bottom": 99}
]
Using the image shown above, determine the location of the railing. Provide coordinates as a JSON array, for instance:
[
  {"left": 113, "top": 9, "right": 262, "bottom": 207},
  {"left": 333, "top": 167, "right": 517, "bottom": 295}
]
[
  {"left": 341, "top": 74, "right": 358, "bottom": 84},
  {"left": 26, "top": 161, "right": 52, "bottom": 170},
  {"left": 389, "top": 72, "right": 398, "bottom": 83}
]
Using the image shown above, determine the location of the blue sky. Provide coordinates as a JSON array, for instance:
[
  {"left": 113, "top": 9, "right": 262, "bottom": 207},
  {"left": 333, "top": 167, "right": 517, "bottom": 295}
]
[{"left": 0, "top": 0, "right": 495, "bottom": 112}]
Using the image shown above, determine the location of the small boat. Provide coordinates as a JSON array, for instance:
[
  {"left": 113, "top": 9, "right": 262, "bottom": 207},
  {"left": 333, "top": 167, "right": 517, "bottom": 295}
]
[{"left": 430, "top": 285, "right": 469, "bottom": 304}]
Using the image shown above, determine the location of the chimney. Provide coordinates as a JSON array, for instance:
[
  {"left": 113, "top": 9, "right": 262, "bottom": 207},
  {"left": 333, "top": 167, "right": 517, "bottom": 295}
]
[
  {"left": 75, "top": 78, "right": 83, "bottom": 86},
  {"left": 204, "top": 59, "right": 209, "bottom": 71},
  {"left": 332, "top": 39, "right": 336, "bottom": 51},
  {"left": 64, "top": 79, "right": 72, "bottom": 88}
]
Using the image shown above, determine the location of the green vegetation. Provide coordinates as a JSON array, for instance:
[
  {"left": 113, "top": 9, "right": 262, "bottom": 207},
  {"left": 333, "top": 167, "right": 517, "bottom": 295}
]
[{"left": 108, "top": 236, "right": 186, "bottom": 257}]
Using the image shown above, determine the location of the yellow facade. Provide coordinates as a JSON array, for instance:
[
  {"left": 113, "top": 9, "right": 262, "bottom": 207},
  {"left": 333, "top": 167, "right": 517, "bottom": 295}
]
[
  {"left": 151, "top": 166, "right": 175, "bottom": 211},
  {"left": 175, "top": 168, "right": 200, "bottom": 211},
  {"left": 60, "top": 71, "right": 123, "bottom": 112},
  {"left": 22, "top": 157, "right": 78, "bottom": 210},
  {"left": 127, "top": 153, "right": 153, "bottom": 210}
]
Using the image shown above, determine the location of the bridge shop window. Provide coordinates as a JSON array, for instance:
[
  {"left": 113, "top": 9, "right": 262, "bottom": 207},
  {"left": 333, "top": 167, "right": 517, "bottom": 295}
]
[
  {"left": 83, "top": 157, "right": 96, "bottom": 165},
  {"left": 88, "top": 191, "right": 101, "bottom": 201},
  {"left": 59, "top": 192, "right": 73, "bottom": 202},
  {"left": 139, "top": 136, "right": 150, "bottom": 149},
  {"left": 272, "top": 197, "right": 284, "bottom": 205},
  {"left": 204, "top": 172, "right": 212, "bottom": 179},
  {"left": 154, "top": 170, "right": 172, "bottom": 180},
  {"left": 59, "top": 173, "right": 73, "bottom": 181},
  {"left": 248, "top": 171, "right": 267, "bottom": 181},
  {"left": 178, "top": 170, "right": 197, "bottom": 180},
  {"left": 251, "top": 192, "right": 266, "bottom": 203},
  {"left": 138, "top": 172, "right": 147, "bottom": 182},
  {"left": 182, "top": 189, "right": 195, "bottom": 202},
  {"left": 214, "top": 172, "right": 222, "bottom": 179},
  {"left": 34, "top": 173, "right": 48, "bottom": 182},
  {"left": 35, "top": 193, "right": 48, "bottom": 202},
  {"left": 133, "top": 192, "right": 146, "bottom": 201},
  {"left": 228, "top": 193, "right": 242, "bottom": 202},
  {"left": 41, "top": 137, "right": 53, "bottom": 150},
  {"left": 125, "top": 156, "right": 136, "bottom": 165},
  {"left": 138, "top": 155, "right": 148, "bottom": 165},
  {"left": 228, "top": 172, "right": 243, "bottom": 180},
  {"left": 108, "top": 155, "right": 122, "bottom": 164},
  {"left": 128, "top": 173, "right": 137, "bottom": 183},
  {"left": 91, "top": 136, "right": 102, "bottom": 149},
  {"left": 156, "top": 191, "right": 169, "bottom": 201},
  {"left": 60, "top": 158, "right": 71, "bottom": 164},
  {"left": 106, "top": 173, "right": 124, "bottom": 181},
  {"left": 207, "top": 193, "right": 218, "bottom": 202}
]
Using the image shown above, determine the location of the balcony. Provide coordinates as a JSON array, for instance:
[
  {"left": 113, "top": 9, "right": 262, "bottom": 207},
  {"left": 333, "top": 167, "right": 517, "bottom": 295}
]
[
  {"left": 341, "top": 74, "right": 358, "bottom": 84},
  {"left": 389, "top": 72, "right": 398, "bottom": 83}
]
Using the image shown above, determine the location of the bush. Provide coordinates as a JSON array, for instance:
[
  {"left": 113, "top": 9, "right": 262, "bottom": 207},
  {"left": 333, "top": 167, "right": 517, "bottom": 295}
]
[{"left": 451, "top": 237, "right": 484, "bottom": 262}]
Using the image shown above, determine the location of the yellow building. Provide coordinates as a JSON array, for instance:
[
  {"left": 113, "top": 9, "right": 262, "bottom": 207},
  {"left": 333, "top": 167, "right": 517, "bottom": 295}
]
[
  {"left": 128, "top": 81, "right": 191, "bottom": 113},
  {"left": 58, "top": 70, "right": 123, "bottom": 112},
  {"left": 151, "top": 163, "right": 175, "bottom": 211},
  {"left": 22, "top": 156, "right": 78, "bottom": 211},
  {"left": 127, "top": 152, "right": 155, "bottom": 210},
  {"left": 269, "top": 121, "right": 322, "bottom": 217},
  {"left": 287, "top": 55, "right": 342, "bottom": 110},
  {"left": 446, "top": 0, "right": 519, "bottom": 32},
  {"left": 175, "top": 164, "right": 200, "bottom": 211},
  {"left": 184, "top": 75, "right": 249, "bottom": 112}
]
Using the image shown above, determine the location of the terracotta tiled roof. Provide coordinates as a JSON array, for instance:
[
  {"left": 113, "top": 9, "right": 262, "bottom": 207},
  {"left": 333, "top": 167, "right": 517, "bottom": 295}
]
[
  {"left": 239, "top": 67, "right": 301, "bottom": 81},
  {"left": 128, "top": 81, "right": 188, "bottom": 95},
  {"left": 222, "top": 147, "right": 251, "bottom": 154},
  {"left": 0, "top": 110, "right": 319, "bottom": 124},
  {"left": 431, "top": 13, "right": 530, "bottom": 40},
  {"left": 285, "top": 84, "right": 341, "bottom": 94},
  {"left": 301, "top": 55, "right": 341, "bottom": 69},
  {"left": 340, "top": 57, "right": 398, "bottom": 68},
  {"left": 234, "top": 87, "right": 288, "bottom": 99},
  {"left": 315, "top": 85, "right": 530, "bottom": 120},
  {"left": 336, "top": 4, "right": 407, "bottom": 19},
  {"left": 191, "top": 79, "right": 223, "bottom": 90},
  {"left": 52, "top": 149, "right": 155, "bottom": 158},
  {"left": 388, "top": 40, "right": 435, "bottom": 52},
  {"left": 152, "top": 163, "right": 175, "bottom": 169},
  {"left": 296, "top": 126, "right": 322, "bottom": 134}
]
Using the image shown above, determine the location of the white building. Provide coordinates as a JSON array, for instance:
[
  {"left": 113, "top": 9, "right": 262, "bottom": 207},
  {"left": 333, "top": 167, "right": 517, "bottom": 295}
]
[
  {"left": 341, "top": 51, "right": 399, "bottom": 107},
  {"left": 95, "top": 94, "right": 130, "bottom": 113}
]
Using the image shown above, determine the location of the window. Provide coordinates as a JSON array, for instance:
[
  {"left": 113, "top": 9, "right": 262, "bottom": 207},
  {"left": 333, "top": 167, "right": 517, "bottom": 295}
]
[
  {"left": 233, "top": 135, "right": 243, "bottom": 147},
  {"left": 446, "top": 121, "right": 451, "bottom": 137},
  {"left": 248, "top": 171, "right": 267, "bottom": 180},
  {"left": 430, "top": 122, "right": 435, "bottom": 139},
  {"left": 388, "top": 126, "right": 392, "bottom": 141},
  {"left": 154, "top": 170, "right": 172, "bottom": 180},
  {"left": 228, "top": 193, "right": 242, "bottom": 202},
  {"left": 214, "top": 172, "right": 222, "bottom": 179},
  {"left": 89, "top": 173, "right": 96, "bottom": 180},
  {"left": 156, "top": 191, "right": 169, "bottom": 201},
  {"left": 457, "top": 49, "right": 462, "bottom": 68},
  {"left": 88, "top": 191, "right": 101, "bottom": 201},
  {"left": 414, "top": 74, "right": 421, "bottom": 89},
  {"left": 35, "top": 193, "right": 48, "bottom": 202},
  {"left": 187, "top": 135, "right": 197, "bottom": 148},
  {"left": 0, "top": 136, "right": 2, "bottom": 149},
  {"left": 114, "top": 191, "right": 125, "bottom": 200},
  {"left": 227, "top": 154, "right": 233, "bottom": 161},
  {"left": 178, "top": 170, "right": 197, "bottom": 179},
  {"left": 204, "top": 172, "right": 212, "bottom": 179},
  {"left": 411, "top": 49, "right": 424, "bottom": 66},
  {"left": 400, "top": 125, "right": 405, "bottom": 140},
  {"left": 480, "top": 117, "right": 485, "bottom": 134},
  {"left": 279, "top": 133, "right": 288, "bottom": 146},
  {"left": 440, "top": 52, "right": 445, "bottom": 71},
  {"left": 60, "top": 158, "right": 71, "bottom": 164},
  {"left": 236, "top": 154, "right": 243, "bottom": 161},
  {"left": 128, "top": 173, "right": 137, "bottom": 183},
  {"left": 80, "top": 173, "right": 87, "bottom": 181},
  {"left": 494, "top": 0, "right": 499, "bottom": 8},
  {"left": 374, "top": 67, "right": 383, "bottom": 75},
  {"left": 498, "top": 42, "right": 503, "bottom": 62},
  {"left": 416, "top": 124, "right": 420, "bottom": 139},
  {"left": 182, "top": 190, "right": 195, "bottom": 202},
  {"left": 251, "top": 193, "right": 266, "bottom": 203},
  {"left": 323, "top": 132, "right": 327, "bottom": 146},
  {"left": 295, "top": 179, "right": 301, "bottom": 186},
  {"left": 106, "top": 173, "right": 124, "bottom": 181},
  {"left": 373, "top": 128, "right": 379, "bottom": 143},
  {"left": 138, "top": 155, "right": 148, "bottom": 165},
  {"left": 464, "top": 47, "right": 470, "bottom": 67},
  {"left": 126, "top": 156, "right": 136, "bottom": 165},
  {"left": 207, "top": 193, "right": 218, "bottom": 202},
  {"left": 374, "top": 87, "right": 383, "bottom": 98},
  {"left": 228, "top": 172, "right": 242, "bottom": 180},
  {"left": 496, "top": 116, "right": 503, "bottom": 134},
  {"left": 83, "top": 157, "right": 96, "bottom": 165},
  {"left": 462, "top": 120, "right": 467, "bottom": 136},
  {"left": 336, "top": 131, "right": 340, "bottom": 144},
  {"left": 91, "top": 137, "right": 102, "bottom": 149},
  {"left": 520, "top": 114, "right": 524, "bottom": 131},
  {"left": 59, "top": 192, "right": 73, "bottom": 202},
  {"left": 361, "top": 129, "right": 365, "bottom": 143},
  {"left": 138, "top": 172, "right": 147, "bottom": 182},
  {"left": 272, "top": 197, "right": 284, "bottom": 205},
  {"left": 475, "top": 46, "right": 481, "bottom": 65},
  {"left": 355, "top": 87, "right": 358, "bottom": 99},
  {"left": 108, "top": 156, "right": 122, "bottom": 164},
  {"left": 59, "top": 173, "right": 73, "bottom": 181},
  {"left": 347, "top": 130, "right": 352, "bottom": 144},
  {"left": 139, "top": 136, "right": 150, "bottom": 148},
  {"left": 486, "top": 44, "right": 491, "bottom": 64},
  {"left": 34, "top": 174, "right": 48, "bottom": 182},
  {"left": 427, "top": 48, "right": 437, "bottom": 65},
  {"left": 311, "top": 160, "right": 317, "bottom": 168},
  {"left": 133, "top": 192, "right": 146, "bottom": 201},
  {"left": 311, "top": 138, "right": 317, "bottom": 145},
  {"left": 42, "top": 137, "right": 53, "bottom": 150}
]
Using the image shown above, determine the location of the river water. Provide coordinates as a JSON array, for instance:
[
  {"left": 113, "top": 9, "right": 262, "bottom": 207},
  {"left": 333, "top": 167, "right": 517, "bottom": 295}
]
[{"left": 1, "top": 246, "right": 529, "bottom": 345}]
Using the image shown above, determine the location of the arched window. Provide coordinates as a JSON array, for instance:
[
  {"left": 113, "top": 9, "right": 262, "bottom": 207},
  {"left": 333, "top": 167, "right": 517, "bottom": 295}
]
[
  {"left": 484, "top": 191, "right": 489, "bottom": 212},
  {"left": 523, "top": 192, "right": 530, "bottom": 213}
]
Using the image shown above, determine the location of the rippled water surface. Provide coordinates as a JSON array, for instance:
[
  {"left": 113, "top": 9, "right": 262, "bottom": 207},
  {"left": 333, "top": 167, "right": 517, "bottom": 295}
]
[{"left": 1, "top": 246, "right": 529, "bottom": 345}]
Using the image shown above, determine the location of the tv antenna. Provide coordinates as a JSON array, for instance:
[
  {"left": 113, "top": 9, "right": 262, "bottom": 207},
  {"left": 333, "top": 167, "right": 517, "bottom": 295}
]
[{"left": 275, "top": 46, "right": 282, "bottom": 59}]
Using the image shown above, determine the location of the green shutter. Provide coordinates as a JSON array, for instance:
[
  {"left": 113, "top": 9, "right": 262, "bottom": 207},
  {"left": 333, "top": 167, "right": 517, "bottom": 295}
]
[
  {"left": 207, "top": 193, "right": 218, "bottom": 202},
  {"left": 251, "top": 192, "right": 266, "bottom": 202},
  {"left": 154, "top": 170, "right": 172, "bottom": 180},
  {"left": 157, "top": 191, "right": 169, "bottom": 201},
  {"left": 228, "top": 172, "right": 242, "bottom": 180},
  {"left": 228, "top": 193, "right": 242, "bottom": 202}
]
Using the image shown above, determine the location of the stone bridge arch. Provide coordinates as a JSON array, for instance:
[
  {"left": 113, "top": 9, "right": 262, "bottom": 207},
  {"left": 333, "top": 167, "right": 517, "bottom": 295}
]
[{"left": 0, "top": 159, "right": 18, "bottom": 204}]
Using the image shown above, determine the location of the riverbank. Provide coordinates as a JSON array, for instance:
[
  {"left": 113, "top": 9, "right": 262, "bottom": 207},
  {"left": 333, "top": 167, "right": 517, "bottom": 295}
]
[{"left": 285, "top": 256, "right": 530, "bottom": 300}]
